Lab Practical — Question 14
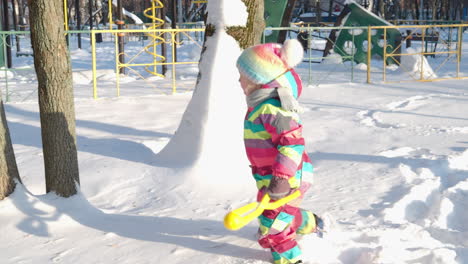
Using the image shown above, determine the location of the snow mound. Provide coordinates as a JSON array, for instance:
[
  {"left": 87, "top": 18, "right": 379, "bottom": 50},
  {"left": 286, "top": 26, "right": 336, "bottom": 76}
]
[{"left": 399, "top": 47, "right": 437, "bottom": 80}]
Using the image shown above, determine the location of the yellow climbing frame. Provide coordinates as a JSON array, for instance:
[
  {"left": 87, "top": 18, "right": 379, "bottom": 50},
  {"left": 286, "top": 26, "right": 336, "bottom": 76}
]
[
  {"left": 89, "top": 28, "right": 205, "bottom": 98},
  {"left": 367, "top": 23, "right": 468, "bottom": 83},
  {"left": 143, "top": 0, "right": 166, "bottom": 77}
]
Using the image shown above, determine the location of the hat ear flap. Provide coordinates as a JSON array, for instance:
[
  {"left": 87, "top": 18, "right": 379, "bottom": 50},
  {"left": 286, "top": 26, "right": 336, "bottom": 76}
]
[{"left": 280, "top": 39, "right": 304, "bottom": 68}]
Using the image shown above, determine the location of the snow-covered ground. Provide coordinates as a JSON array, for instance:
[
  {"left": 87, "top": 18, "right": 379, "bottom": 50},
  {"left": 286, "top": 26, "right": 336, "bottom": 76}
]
[{"left": 1, "top": 12, "right": 468, "bottom": 264}]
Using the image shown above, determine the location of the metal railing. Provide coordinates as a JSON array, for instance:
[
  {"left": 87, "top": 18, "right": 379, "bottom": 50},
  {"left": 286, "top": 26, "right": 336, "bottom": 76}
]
[
  {"left": 86, "top": 27, "right": 205, "bottom": 98},
  {"left": 2, "top": 24, "right": 467, "bottom": 102},
  {"left": 371, "top": 24, "right": 467, "bottom": 83},
  {"left": 0, "top": 28, "right": 204, "bottom": 102},
  {"left": 264, "top": 23, "right": 468, "bottom": 85},
  {"left": 265, "top": 26, "right": 367, "bottom": 85}
]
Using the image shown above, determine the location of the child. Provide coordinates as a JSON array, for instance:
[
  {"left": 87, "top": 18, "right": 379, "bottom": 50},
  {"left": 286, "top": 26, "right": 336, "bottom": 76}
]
[{"left": 236, "top": 39, "right": 323, "bottom": 264}]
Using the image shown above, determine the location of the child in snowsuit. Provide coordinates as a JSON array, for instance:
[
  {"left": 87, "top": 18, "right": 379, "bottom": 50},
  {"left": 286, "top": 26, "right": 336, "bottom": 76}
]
[{"left": 236, "top": 39, "right": 322, "bottom": 264}]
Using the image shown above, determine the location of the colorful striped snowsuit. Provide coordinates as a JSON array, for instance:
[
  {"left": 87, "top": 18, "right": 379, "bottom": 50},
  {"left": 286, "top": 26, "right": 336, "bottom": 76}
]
[{"left": 244, "top": 70, "right": 315, "bottom": 264}]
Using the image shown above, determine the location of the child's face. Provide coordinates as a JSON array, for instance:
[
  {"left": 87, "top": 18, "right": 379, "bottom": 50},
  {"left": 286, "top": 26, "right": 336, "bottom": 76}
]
[{"left": 239, "top": 74, "right": 259, "bottom": 96}]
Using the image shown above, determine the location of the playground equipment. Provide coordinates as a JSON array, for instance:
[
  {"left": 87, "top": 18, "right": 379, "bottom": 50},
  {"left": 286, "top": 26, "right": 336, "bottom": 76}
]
[
  {"left": 265, "top": 0, "right": 342, "bottom": 43},
  {"left": 143, "top": 0, "right": 166, "bottom": 77},
  {"left": 324, "top": 2, "right": 402, "bottom": 65},
  {"left": 264, "top": 0, "right": 292, "bottom": 43}
]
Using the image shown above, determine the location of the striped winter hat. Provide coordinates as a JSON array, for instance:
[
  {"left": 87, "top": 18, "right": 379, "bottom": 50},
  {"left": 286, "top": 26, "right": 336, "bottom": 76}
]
[{"left": 236, "top": 39, "right": 304, "bottom": 84}]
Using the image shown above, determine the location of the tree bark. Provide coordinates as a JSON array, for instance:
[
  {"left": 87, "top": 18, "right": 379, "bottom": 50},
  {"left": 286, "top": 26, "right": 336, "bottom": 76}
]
[
  {"left": 226, "top": 0, "right": 265, "bottom": 49},
  {"left": 0, "top": 96, "right": 21, "bottom": 200},
  {"left": 28, "top": 0, "right": 80, "bottom": 197}
]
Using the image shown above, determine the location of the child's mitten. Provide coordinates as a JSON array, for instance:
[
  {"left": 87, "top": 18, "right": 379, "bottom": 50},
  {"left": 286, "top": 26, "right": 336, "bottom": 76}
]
[{"left": 267, "top": 176, "right": 291, "bottom": 200}]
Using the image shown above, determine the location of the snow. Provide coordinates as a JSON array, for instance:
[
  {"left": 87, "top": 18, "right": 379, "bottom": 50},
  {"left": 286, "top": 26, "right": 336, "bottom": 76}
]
[
  {"left": 206, "top": 0, "right": 248, "bottom": 27},
  {"left": 2, "top": 7, "right": 468, "bottom": 264},
  {"left": 398, "top": 47, "right": 437, "bottom": 80}
]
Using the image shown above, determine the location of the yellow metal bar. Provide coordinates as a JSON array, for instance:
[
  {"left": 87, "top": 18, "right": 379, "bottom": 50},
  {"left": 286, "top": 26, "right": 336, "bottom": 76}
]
[
  {"left": 421, "top": 27, "right": 425, "bottom": 80},
  {"left": 114, "top": 33, "right": 120, "bottom": 97},
  {"left": 151, "top": 0, "right": 158, "bottom": 74},
  {"left": 90, "top": 28, "right": 205, "bottom": 33},
  {"left": 389, "top": 51, "right": 458, "bottom": 56},
  {"left": 371, "top": 23, "right": 468, "bottom": 29},
  {"left": 120, "top": 61, "right": 198, "bottom": 67},
  {"left": 384, "top": 76, "right": 468, "bottom": 84},
  {"left": 171, "top": 32, "right": 176, "bottom": 94},
  {"left": 180, "top": 31, "right": 203, "bottom": 48},
  {"left": 64, "top": 0, "right": 69, "bottom": 32},
  {"left": 91, "top": 31, "right": 98, "bottom": 99},
  {"left": 142, "top": 0, "right": 166, "bottom": 77},
  {"left": 383, "top": 28, "right": 387, "bottom": 82},
  {"left": 108, "top": 0, "right": 113, "bottom": 30},
  {"left": 367, "top": 26, "right": 371, "bottom": 84},
  {"left": 430, "top": 54, "right": 455, "bottom": 76},
  {"left": 390, "top": 20, "right": 466, "bottom": 25}
]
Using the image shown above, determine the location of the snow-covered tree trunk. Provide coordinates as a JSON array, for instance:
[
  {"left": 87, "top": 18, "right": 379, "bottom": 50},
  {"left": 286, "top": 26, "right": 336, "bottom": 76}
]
[
  {"left": 226, "top": 0, "right": 265, "bottom": 49},
  {"left": 0, "top": 96, "right": 21, "bottom": 200},
  {"left": 157, "top": 0, "right": 264, "bottom": 193}
]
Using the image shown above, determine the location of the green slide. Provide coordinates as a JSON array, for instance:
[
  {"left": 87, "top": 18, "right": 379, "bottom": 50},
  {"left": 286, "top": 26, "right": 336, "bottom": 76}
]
[{"left": 263, "top": 0, "right": 289, "bottom": 43}]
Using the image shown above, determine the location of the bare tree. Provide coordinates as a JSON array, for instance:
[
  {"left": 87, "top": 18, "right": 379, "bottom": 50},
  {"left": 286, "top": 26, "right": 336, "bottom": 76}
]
[
  {"left": 0, "top": 94, "right": 21, "bottom": 200},
  {"left": 28, "top": 0, "right": 80, "bottom": 197}
]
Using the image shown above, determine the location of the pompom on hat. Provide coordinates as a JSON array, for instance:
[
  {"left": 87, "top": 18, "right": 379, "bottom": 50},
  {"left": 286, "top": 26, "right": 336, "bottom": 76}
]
[{"left": 236, "top": 39, "right": 304, "bottom": 84}]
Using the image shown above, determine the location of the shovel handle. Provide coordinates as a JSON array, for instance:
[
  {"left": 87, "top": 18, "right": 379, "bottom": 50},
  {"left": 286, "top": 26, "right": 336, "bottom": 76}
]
[{"left": 224, "top": 190, "right": 301, "bottom": 230}]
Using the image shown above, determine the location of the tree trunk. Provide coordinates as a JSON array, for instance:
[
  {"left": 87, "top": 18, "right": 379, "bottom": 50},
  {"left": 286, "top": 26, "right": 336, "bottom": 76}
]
[
  {"left": 412, "top": 0, "right": 418, "bottom": 20},
  {"left": 0, "top": 96, "right": 21, "bottom": 200},
  {"left": 28, "top": 0, "right": 80, "bottom": 197},
  {"left": 378, "top": 0, "right": 385, "bottom": 18},
  {"left": 226, "top": 0, "right": 265, "bottom": 49}
]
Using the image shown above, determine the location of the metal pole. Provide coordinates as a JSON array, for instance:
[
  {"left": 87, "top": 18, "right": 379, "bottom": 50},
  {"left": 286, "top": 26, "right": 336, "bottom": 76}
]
[
  {"left": 65, "top": 0, "right": 70, "bottom": 47},
  {"left": 171, "top": 32, "right": 176, "bottom": 93},
  {"left": 108, "top": 0, "right": 113, "bottom": 30},
  {"left": 152, "top": 0, "right": 157, "bottom": 74},
  {"left": 421, "top": 26, "right": 425, "bottom": 80},
  {"left": 114, "top": 32, "right": 120, "bottom": 96},
  {"left": 64, "top": 0, "right": 69, "bottom": 31},
  {"left": 2, "top": 0, "right": 12, "bottom": 68},
  {"left": 91, "top": 32, "right": 97, "bottom": 98},
  {"left": 11, "top": 0, "right": 20, "bottom": 52}
]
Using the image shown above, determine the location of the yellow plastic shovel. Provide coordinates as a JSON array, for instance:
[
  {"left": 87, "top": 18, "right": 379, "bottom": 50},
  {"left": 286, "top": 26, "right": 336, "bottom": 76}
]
[{"left": 224, "top": 190, "right": 301, "bottom": 231}]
